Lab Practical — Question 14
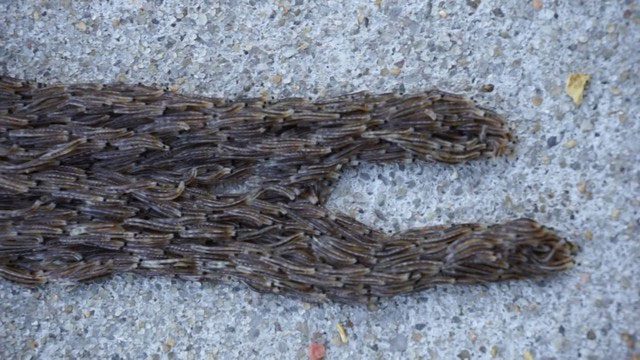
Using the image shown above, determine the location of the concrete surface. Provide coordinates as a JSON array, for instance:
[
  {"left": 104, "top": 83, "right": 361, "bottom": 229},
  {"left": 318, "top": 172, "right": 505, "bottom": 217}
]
[{"left": 1, "top": 0, "right": 639, "bottom": 359}]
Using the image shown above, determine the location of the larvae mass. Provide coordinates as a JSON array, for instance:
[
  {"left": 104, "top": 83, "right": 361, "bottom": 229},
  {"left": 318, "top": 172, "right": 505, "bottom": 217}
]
[{"left": 0, "top": 76, "right": 575, "bottom": 303}]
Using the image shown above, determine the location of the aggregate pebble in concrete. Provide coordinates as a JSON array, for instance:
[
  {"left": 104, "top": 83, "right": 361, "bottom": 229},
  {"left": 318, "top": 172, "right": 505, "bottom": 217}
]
[{"left": 1, "top": 0, "right": 639, "bottom": 359}]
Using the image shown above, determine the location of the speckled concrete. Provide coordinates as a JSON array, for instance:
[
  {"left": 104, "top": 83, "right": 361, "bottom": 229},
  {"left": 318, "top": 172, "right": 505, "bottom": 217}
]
[{"left": 1, "top": 1, "right": 639, "bottom": 359}]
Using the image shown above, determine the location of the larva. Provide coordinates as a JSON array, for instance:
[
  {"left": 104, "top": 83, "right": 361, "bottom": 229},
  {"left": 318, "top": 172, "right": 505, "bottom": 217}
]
[{"left": 0, "top": 76, "right": 576, "bottom": 304}]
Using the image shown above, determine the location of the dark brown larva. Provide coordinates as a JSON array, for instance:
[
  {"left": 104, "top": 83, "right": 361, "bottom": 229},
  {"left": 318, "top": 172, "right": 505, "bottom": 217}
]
[{"left": 0, "top": 76, "right": 575, "bottom": 304}]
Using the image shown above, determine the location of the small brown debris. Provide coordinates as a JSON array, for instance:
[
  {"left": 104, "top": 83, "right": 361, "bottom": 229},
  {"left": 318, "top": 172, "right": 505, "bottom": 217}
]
[
  {"left": 411, "top": 331, "right": 424, "bottom": 342},
  {"left": 345, "top": 319, "right": 354, "bottom": 328},
  {"left": 271, "top": 74, "right": 283, "bottom": 85},
  {"left": 469, "top": 331, "right": 478, "bottom": 343},
  {"left": 163, "top": 338, "right": 176, "bottom": 352},
  {"left": 27, "top": 339, "right": 38, "bottom": 350},
  {"left": 563, "top": 139, "right": 577, "bottom": 149},
  {"left": 532, "top": 0, "right": 543, "bottom": 10},
  {"left": 621, "top": 332, "right": 636, "bottom": 349},
  {"left": 566, "top": 73, "right": 591, "bottom": 105},
  {"left": 75, "top": 21, "right": 87, "bottom": 32},
  {"left": 481, "top": 84, "right": 495, "bottom": 92},
  {"left": 512, "top": 304, "right": 522, "bottom": 314},
  {"left": 577, "top": 181, "right": 587, "bottom": 194},
  {"left": 374, "top": 0, "right": 383, "bottom": 9},
  {"left": 531, "top": 96, "right": 543, "bottom": 107},
  {"left": 584, "top": 230, "right": 593, "bottom": 241}
]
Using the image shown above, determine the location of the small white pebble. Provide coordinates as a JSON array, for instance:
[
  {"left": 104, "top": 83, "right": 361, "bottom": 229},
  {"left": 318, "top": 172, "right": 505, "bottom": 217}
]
[
  {"left": 282, "top": 48, "right": 297, "bottom": 58},
  {"left": 580, "top": 119, "right": 594, "bottom": 132}
]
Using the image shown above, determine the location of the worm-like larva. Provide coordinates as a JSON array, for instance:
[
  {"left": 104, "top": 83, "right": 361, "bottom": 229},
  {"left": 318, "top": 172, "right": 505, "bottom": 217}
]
[{"left": 0, "top": 76, "right": 575, "bottom": 303}]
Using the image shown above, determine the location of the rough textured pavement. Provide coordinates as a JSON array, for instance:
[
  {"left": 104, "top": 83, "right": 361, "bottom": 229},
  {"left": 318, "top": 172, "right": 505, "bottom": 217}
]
[{"left": 1, "top": 1, "right": 639, "bottom": 359}]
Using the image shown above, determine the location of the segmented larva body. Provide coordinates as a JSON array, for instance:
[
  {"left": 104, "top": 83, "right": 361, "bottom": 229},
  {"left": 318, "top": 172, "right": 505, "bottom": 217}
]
[{"left": 0, "top": 76, "right": 575, "bottom": 303}]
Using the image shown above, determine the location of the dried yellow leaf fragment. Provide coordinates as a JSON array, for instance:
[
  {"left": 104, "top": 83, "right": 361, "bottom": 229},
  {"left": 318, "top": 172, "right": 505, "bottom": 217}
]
[
  {"left": 566, "top": 73, "right": 591, "bottom": 105},
  {"left": 490, "top": 345, "right": 499, "bottom": 358},
  {"left": 336, "top": 323, "right": 348, "bottom": 344}
]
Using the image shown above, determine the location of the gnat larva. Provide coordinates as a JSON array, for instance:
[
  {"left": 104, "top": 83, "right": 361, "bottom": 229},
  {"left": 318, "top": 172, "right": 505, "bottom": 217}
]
[{"left": 0, "top": 76, "right": 576, "bottom": 303}]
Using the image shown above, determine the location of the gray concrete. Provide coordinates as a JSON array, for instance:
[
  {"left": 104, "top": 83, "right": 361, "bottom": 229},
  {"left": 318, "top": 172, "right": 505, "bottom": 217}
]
[{"left": 1, "top": 0, "right": 639, "bottom": 359}]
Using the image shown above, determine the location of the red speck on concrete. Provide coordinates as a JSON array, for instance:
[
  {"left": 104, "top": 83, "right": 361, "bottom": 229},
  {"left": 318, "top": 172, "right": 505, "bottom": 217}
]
[{"left": 309, "top": 342, "right": 326, "bottom": 360}]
